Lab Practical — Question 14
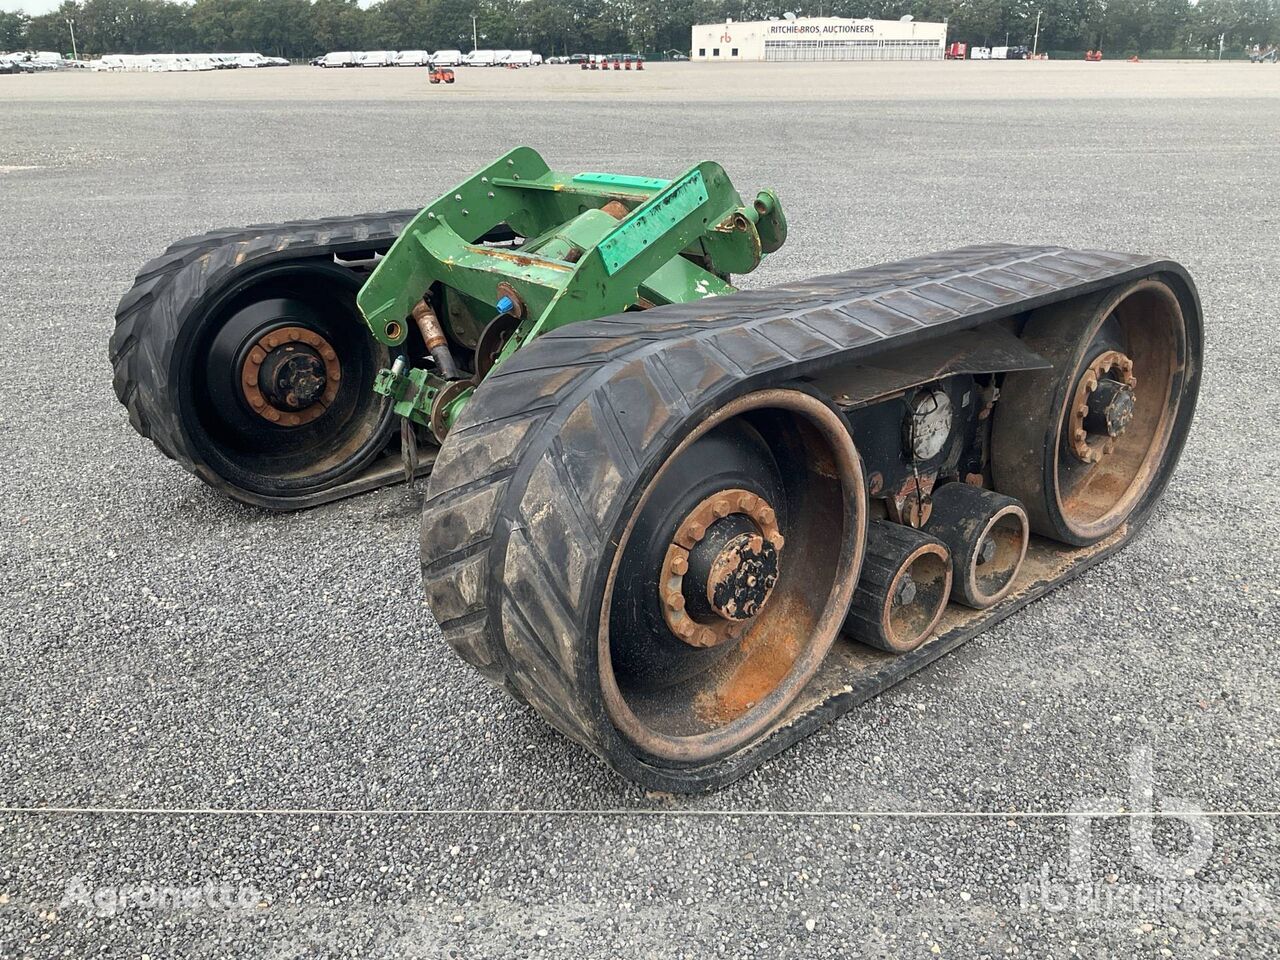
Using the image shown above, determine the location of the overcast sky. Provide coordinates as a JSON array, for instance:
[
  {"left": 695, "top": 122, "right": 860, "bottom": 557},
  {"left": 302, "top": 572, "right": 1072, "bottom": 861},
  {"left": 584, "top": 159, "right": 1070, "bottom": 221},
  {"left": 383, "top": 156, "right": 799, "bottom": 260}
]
[
  {"left": 4, "top": 0, "right": 66, "bottom": 15},
  {"left": 3, "top": 0, "right": 378, "bottom": 16}
]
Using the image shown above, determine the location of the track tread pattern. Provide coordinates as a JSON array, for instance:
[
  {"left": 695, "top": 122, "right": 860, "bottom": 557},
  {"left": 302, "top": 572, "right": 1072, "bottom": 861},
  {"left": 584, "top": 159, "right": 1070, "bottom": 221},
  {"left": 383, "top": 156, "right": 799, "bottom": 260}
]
[{"left": 420, "top": 243, "right": 1188, "bottom": 790}]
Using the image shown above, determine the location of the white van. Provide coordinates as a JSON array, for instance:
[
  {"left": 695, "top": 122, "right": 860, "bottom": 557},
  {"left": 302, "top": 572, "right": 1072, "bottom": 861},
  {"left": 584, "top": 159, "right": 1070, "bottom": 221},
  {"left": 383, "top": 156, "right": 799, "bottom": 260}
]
[
  {"left": 322, "top": 51, "right": 357, "bottom": 68},
  {"left": 395, "top": 50, "right": 430, "bottom": 66},
  {"left": 431, "top": 49, "right": 463, "bottom": 66},
  {"left": 490, "top": 49, "right": 513, "bottom": 66},
  {"left": 464, "top": 49, "right": 496, "bottom": 66},
  {"left": 503, "top": 50, "right": 537, "bottom": 67},
  {"left": 359, "top": 51, "right": 395, "bottom": 67}
]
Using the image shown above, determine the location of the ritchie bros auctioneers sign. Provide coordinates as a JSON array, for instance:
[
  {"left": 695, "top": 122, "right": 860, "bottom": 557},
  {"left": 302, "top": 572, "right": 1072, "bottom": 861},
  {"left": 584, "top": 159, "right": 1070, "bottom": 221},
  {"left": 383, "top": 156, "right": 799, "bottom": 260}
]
[{"left": 766, "top": 22, "right": 877, "bottom": 35}]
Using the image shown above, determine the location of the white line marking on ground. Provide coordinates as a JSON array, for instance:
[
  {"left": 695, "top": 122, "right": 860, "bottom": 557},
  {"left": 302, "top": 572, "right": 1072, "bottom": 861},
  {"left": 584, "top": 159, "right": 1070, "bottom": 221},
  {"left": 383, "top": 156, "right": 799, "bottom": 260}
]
[{"left": 1, "top": 807, "right": 1275, "bottom": 819}]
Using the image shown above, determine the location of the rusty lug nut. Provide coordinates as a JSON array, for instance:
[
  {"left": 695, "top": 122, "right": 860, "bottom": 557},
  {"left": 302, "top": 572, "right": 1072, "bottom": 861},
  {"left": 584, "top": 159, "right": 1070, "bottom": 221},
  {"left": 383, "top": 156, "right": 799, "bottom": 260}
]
[
  {"left": 665, "top": 592, "right": 685, "bottom": 611},
  {"left": 698, "top": 628, "right": 715, "bottom": 646},
  {"left": 737, "top": 493, "right": 755, "bottom": 511},
  {"left": 688, "top": 522, "right": 705, "bottom": 540},
  {"left": 772, "top": 534, "right": 785, "bottom": 550},
  {"left": 760, "top": 507, "right": 776, "bottom": 526},
  {"left": 671, "top": 556, "right": 688, "bottom": 575},
  {"left": 713, "top": 499, "right": 730, "bottom": 518}
]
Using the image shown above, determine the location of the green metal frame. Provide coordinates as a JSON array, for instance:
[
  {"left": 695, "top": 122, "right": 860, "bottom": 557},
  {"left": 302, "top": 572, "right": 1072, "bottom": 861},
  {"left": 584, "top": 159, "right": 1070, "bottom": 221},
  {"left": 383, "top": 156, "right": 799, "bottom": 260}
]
[{"left": 357, "top": 146, "right": 787, "bottom": 433}]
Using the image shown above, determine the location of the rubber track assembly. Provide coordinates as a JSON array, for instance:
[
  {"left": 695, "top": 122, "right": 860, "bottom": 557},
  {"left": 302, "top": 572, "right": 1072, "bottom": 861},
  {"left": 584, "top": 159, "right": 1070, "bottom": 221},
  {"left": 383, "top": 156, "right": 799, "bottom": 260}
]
[
  {"left": 109, "top": 211, "right": 420, "bottom": 509},
  {"left": 421, "top": 243, "right": 1202, "bottom": 792}
]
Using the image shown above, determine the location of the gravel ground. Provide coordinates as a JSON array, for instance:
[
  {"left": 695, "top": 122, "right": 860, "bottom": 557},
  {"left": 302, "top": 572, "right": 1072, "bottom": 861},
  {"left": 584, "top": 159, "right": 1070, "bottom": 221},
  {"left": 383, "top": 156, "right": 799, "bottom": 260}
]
[{"left": 1, "top": 63, "right": 1278, "bottom": 956}]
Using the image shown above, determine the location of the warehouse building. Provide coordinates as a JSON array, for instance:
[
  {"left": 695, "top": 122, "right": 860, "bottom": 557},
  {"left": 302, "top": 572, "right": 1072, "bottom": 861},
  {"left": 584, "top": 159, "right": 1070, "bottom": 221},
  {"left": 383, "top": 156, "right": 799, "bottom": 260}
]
[{"left": 691, "top": 16, "right": 947, "bottom": 62}]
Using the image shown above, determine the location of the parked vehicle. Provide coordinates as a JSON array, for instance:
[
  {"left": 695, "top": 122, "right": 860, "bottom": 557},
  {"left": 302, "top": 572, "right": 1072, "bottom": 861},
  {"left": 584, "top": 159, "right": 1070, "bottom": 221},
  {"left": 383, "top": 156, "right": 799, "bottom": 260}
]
[
  {"left": 431, "top": 49, "right": 464, "bottom": 66},
  {"left": 359, "top": 51, "right": 396, "bottom": 67},
  {"left": 396, "top": 50, "right": 430, "bottom": 66},
  {"left": 463, "top": 50, "right": 497, "bottom": 67},
  {"left": 321, "top": 52, "right": 357, "bottom": 68},
  {"left": 502, "top": 50, "right": 538, "bottom": 67},
  {"left": 428, "top": 66, "right": 455, "bottom": 84},
  {"left": 490, "top": 49, "right": 513, "bottom": 66}
]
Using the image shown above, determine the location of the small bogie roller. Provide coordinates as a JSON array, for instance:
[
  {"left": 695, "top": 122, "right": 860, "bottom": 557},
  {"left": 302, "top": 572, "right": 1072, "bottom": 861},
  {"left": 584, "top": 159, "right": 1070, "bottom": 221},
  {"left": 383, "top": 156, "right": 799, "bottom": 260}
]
[
  {"left": 924, "top": 483, "right": 1030, "bottom": 609},
  {"left": 843, "top": 520, "right": 952, "bottom": 654}
]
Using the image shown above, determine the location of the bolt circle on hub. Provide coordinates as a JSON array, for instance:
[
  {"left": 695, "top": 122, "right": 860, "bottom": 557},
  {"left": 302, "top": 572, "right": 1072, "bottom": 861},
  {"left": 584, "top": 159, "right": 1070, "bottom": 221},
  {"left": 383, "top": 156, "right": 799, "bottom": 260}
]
[
  {"left": 240, "top": 325, "right": 341, "bottom": 427},
  {"left": 659, "top": 488, "right": 785, "bottom": 649},
  {"left": 1068, "top": 349, "right": 1136, "bottom": 464}
]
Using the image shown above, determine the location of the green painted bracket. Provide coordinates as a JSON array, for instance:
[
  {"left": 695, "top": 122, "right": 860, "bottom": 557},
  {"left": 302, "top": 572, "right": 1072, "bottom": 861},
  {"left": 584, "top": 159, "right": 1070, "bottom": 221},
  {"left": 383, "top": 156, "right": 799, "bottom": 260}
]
[{"left": 356, "top": 147, "right": 788, "bottom": 434}]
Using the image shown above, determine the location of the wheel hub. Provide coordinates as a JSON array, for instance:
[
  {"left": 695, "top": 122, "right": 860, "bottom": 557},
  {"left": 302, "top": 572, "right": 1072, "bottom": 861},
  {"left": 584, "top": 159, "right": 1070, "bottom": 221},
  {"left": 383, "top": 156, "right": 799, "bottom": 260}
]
[
  {"left": 241, "top": 325, "right": 341, "bottom": 426},
  {"left": 1069, "top": 350, "right": 1136, "bottom": 463},
  {"left": 700, "top": 529, "right": 780, "bottom": 621},
  {"left": 659, "top": 489, "right": 785, "bottom": 649},
  {"left": 260, "top": 346, "right": 326, "bottom": 410}
]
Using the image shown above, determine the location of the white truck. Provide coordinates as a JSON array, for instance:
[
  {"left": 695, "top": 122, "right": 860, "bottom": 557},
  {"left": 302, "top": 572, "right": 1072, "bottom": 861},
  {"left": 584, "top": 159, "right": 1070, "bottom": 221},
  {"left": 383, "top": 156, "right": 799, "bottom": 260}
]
[
  {"left": 395, "top": 50, "right": 430, "bottom": 66},
  {"left": 501, "top": 50, "right": 538, "bottom": 67},
  {"left": 431, "top": 49, "right": 464, "bottom": 66},
  {"left": 464, "top": 50, "right": 497, "bottom": 67},
  {"left": 322, "top": 52, "right": 357, "bottom": 68}
]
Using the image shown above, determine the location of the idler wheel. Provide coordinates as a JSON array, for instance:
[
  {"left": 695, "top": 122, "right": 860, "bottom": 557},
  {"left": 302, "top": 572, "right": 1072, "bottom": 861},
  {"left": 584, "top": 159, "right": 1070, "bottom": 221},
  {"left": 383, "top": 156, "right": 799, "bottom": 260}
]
[
  {"left": 992, "top": 278, "right": 1194, "bottom": 546},
  {"left": 843, "top": 520, "right": 952, "bottom": 654},
  {"left": 924, "top": 483, "right": 1029, "bottom": 609}
]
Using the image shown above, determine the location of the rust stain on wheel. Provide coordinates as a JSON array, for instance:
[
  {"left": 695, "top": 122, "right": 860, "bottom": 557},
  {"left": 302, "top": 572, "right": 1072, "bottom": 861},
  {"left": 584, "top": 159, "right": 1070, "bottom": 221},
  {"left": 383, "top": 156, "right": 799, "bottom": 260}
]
[{"left": 597, "top": 388, "right": 867, "bottom": 764}]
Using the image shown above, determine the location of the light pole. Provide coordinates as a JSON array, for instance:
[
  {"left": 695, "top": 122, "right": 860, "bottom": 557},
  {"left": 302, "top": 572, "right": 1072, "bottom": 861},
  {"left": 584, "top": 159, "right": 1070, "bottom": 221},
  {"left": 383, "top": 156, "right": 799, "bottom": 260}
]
[
  {"left": 66, "top": 18, "right": 78, "bottom": 61},
  {"left": 1032, "top": 11, "right": 1041, "bottom": 58},
  {"left": 472, "top": 15, "right": 478, "bottom": 52}
]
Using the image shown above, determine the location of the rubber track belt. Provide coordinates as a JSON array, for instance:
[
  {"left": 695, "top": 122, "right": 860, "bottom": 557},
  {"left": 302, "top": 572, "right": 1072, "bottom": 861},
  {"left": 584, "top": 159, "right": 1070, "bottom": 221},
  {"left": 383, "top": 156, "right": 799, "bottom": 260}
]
[{"left": 420, "top": 243, "right": 1203, "bottom": 792}]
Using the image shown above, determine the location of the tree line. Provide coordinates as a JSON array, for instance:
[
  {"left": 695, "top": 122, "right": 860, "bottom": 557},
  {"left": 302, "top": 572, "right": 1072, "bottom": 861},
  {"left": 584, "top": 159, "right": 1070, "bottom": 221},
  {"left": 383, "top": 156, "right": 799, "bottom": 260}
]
[{"left": 3, "top": 0, "right": 1278, "bottom": 61}]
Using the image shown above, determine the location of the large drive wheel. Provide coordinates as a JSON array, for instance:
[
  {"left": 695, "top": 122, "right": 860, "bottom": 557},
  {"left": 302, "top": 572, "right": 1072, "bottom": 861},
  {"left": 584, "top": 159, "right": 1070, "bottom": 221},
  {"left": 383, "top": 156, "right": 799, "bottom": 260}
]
[
  {"left": 421, "top": 380, "right": 866, "bottom": 786},
  {"left": 110, "top": 214, "right": 412, "bottom": 508},
  {"left": 174, "top": 261, "right": 394, "bottom": 499},
  {"left": 599, "top": 389, "right": 867, "bottom": 764},
  {"left": 992, "top": 277, "right": 1199, "bottom": 546}
]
